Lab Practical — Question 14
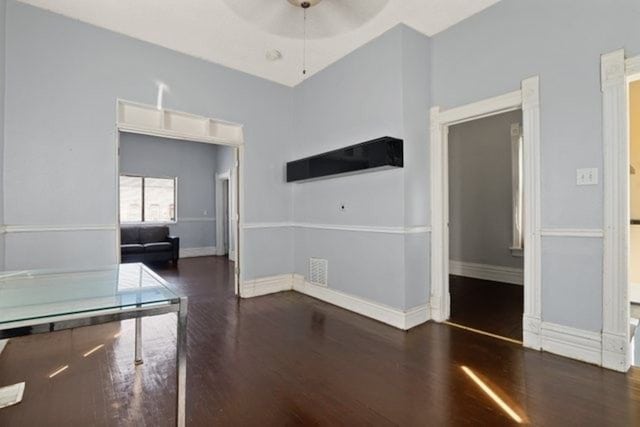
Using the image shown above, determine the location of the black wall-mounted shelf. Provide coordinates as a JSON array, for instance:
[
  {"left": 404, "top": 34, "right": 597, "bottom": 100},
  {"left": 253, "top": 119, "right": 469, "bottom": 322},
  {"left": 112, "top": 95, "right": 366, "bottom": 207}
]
[{"left": 286, "top": 136, "right": 403, "bottom": 183}]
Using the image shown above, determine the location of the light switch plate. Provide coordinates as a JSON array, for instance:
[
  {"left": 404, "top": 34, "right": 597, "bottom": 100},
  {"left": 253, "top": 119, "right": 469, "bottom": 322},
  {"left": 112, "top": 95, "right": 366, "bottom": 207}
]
[{"left": 577, "top": 168, "right": 598, "bottom": 186}]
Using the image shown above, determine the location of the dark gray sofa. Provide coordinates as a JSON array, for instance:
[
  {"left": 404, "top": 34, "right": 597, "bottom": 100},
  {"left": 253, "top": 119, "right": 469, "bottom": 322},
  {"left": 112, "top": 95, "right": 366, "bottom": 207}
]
[{"left": 120, "top": 225, "right": 179, "bottom": 264}]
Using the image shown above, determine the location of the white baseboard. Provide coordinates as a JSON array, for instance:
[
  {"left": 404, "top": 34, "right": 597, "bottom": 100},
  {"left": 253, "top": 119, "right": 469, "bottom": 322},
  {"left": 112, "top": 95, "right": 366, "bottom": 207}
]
[
  {"left": 240, "top": 273, "right": 430, "bottom": 330},
  {"left": 292, "top": 275, "right": 429, "bottom": 330},
  {"left": 180, "top": 246, "right": 217, "bottom": 258},
  {"left": 240, "top": 274, "right": 294, "bottom": 298},
  {"left": 449, "top": 260, "right": 524, "bottom": 285},
  {"left": 539, "top": 322, "right": 602, "bottom": 366}
]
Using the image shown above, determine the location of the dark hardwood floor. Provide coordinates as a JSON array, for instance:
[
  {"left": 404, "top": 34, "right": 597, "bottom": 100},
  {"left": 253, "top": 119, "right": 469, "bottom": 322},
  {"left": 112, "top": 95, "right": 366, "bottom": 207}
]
[
  {"left": 1, "top": 256, "right": 640, "bottom": 425},
  {"left": 449, "top": 275, "right": 524, "bottom": 341}
]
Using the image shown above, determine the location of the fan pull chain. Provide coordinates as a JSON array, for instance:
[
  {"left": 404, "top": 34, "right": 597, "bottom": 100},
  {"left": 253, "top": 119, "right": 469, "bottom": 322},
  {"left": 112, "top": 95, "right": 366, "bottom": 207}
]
[{"left": 303, "top": 7, "right": 307, "bottom": 76}]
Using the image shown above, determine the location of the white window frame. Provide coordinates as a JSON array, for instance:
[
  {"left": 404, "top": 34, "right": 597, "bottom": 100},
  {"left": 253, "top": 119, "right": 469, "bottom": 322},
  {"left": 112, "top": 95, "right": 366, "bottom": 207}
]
[
  {"left": 510, "top": 123, "right": 524, "bottom": 257},
  {"left": 119, "top": 174, "right": 178, "bottom": 224}
]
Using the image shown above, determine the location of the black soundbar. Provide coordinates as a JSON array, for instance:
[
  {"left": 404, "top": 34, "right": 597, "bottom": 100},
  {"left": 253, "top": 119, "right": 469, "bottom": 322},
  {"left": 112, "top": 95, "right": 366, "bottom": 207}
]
[{"left": 286, "top": 136, "right": 403, "bottom": 183}]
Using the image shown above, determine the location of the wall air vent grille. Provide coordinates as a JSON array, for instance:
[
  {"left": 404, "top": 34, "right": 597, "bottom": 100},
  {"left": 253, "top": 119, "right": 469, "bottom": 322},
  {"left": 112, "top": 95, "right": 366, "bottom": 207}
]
[{"left": 309, "top": 258, "right": 328, "bottom": 287}]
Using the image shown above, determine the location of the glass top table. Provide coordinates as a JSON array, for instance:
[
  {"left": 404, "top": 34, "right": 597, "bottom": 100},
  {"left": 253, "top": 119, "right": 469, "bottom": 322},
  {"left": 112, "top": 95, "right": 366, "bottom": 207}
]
[
  {"left": 0, "top": 263, "right": 187, "bottom": 426},
  {"left": 0, "top": 263, "right": 179, "bottom": 326}
]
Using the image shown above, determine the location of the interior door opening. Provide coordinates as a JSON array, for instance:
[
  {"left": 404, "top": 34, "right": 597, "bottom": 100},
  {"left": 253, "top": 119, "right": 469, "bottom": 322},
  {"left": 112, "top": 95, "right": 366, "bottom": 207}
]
[
  {"left": 446, "top": 109, "right": 525, "bottom": 343},
  {"left": 116, "top": 131, "right": 241, "bottom": 296}
]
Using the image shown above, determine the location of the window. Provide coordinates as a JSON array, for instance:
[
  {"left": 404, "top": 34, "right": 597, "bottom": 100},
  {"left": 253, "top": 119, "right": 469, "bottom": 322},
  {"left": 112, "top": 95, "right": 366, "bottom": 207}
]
[
  {"left": 510, "top": 123, "right": 524, "bottom": 256},
  {"left": 119, "top": 175, "right": 176, "bottom": 223}
]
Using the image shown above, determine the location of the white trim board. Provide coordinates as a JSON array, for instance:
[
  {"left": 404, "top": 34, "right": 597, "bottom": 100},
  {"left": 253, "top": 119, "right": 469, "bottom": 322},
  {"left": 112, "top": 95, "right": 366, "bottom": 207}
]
[
  {"left": 4, "top": 224, "right": 117, "bottom": 233},
  {"left": 600, "top": 50, "right": 638, "bottom": 372},
  {"left": 179, "top": 217, "right": 216, "bottom": 223},
  {"left": 179, "top": 246, "right": 218, "bottom": 258},
  {"left": 429, "top": 76, "right": 542, "bottom": 352},
  {"left": 241, "top": 274, "right": 295, "bottom": 298},
  {"left": 449, "top": 261, "right": 523, "bottom": 286},
  {"left": 540, "top": 322, "right": 602, "bottom": 366},
  {"left": 240, "top": 274, "right": 430, "bottom": 330},
  {"left": 243, "top": 222, "right": 431, "bottom": 234},
  {"left": 540, "top": 228, "right": 604, "bottom": 238}
]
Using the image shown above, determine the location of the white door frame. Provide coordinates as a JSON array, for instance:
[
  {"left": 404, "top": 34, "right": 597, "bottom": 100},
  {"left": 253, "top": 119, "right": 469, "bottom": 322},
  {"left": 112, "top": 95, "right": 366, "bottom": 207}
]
[
  {"left": 215, "top": 169, "right": 237, "bottom": 261},
  {"left": 115, "top": 99, "right": 245, "bottom": 296},
  {"left": 429, "top": 76, "right": 542, "bottom": 350},
  {"left": 601, "top": 50, "right": 640, "bottom": 371}
]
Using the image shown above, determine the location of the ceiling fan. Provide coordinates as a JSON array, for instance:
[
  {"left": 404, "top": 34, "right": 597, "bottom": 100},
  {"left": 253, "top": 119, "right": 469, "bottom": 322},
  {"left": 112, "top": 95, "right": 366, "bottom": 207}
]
[
  {"left": 222, "top": 0, "right": 388, "bottom": 76},
  {"left": 222, "top": 0, "right": 389, "bottom": 40}
]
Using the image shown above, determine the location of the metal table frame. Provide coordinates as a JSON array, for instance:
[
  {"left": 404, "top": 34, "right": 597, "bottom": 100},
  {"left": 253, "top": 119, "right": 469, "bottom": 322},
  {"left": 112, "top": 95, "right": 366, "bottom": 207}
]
[{"left": 0, "top": 278, "right": 188, "bottom": 426}]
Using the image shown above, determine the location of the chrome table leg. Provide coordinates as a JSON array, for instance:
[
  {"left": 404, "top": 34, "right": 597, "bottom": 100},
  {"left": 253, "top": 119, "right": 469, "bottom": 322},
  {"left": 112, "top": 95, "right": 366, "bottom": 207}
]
[
  {"left": 176, "top": 297, "right": 188, "bottom": 427},
  {"left": 134, "top": 317, "right": 143, "bottom": 365}
]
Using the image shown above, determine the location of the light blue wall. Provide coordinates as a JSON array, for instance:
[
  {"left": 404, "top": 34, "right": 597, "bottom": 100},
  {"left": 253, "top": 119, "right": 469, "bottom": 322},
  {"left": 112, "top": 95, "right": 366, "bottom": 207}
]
[
  {"left": 4, "top": 0, "right": 640, "bottom": 334},
  {"left": 0, "top": 0, "right": 6, "bottom": 269},
  {"left": 432, "top": 0, "right": 640, "bottom": 331},
  {"left": 119, "top": 133, "right": 225, "bottom": 250},
  {"left": 292, "top": 25, "right": 431, "bottom": 310},
  {"left": 401, "top": 27, "right": 431, "bottom": 309},
  {"left": 3, "top": 1, "right": 294, "bottom": 276}
]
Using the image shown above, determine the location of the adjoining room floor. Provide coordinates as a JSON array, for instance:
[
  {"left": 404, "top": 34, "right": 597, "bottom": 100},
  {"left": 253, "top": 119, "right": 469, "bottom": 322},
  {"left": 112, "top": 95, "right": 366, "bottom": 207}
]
[
  {"left": 449, "top": 275, "right": 524, "bottom": 341},
  {"left": 1, "top": 258, "right": 640, "bottom": 425}
]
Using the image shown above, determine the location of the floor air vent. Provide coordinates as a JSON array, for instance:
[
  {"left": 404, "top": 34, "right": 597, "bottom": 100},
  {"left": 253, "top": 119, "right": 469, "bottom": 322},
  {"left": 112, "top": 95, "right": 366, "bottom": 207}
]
[{"left": 309, "top": 258, "right": 328, "bottom": 287}]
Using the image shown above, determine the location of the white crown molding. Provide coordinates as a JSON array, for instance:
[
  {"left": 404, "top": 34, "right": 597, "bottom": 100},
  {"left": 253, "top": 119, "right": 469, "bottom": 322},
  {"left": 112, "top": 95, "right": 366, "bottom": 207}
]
[
  {"left": 449, "top": 261, "right": 523, "bottom": 286},
  {"left": 243, "top": 222, "right": 431, "bottom": 235},
  {"left": 539, "top": 228, "right": 604, "bottom": 238},
  {"left": 179, "top": 246, "right": 217, "bottom": 258},
  {"left": 4, "top": 224, "right": 116, "bottom": 233}
]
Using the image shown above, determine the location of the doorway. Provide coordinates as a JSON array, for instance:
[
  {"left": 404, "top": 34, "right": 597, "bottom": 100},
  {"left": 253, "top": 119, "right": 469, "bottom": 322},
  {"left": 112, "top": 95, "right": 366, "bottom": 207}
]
[
  {"left": 447, "top": 110, "right": 524, "bottom": 342},
  {"left": 115, "top": 99, "right": 244, "bottom": 295},
  {"left": 430, "top": 77, "right": 542, "bottom": 350}
]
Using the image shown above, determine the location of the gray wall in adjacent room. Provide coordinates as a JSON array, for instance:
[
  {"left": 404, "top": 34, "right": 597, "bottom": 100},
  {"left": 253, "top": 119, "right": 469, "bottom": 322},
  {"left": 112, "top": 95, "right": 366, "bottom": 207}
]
[
  {"left": 432, "top": 0, "right": 640, "bottom": 331},
  {"left": 448, "top": 109, "right": 523, "bottom": 270},
  {"left": 119, "top": 133, "right": 221, "bottom": 250},
  {"left": 215, "top": 144, "right": 236, "bottom": 255},
  {"left": 3, "top": 1, "right": 294, "bottom": 276}
]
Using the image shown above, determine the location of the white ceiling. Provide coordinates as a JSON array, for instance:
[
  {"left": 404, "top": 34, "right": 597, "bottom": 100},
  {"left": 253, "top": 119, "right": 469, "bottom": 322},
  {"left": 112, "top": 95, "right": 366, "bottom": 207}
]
[{"left": 18, "top": 0, "right": 501, "bottom": 87}]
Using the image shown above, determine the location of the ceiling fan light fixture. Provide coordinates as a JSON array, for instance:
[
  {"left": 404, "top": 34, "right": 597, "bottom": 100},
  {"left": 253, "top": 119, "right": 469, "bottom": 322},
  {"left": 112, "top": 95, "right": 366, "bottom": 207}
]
[{"left": 287, "top": 0, "right": 322, "bottom": 8}]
